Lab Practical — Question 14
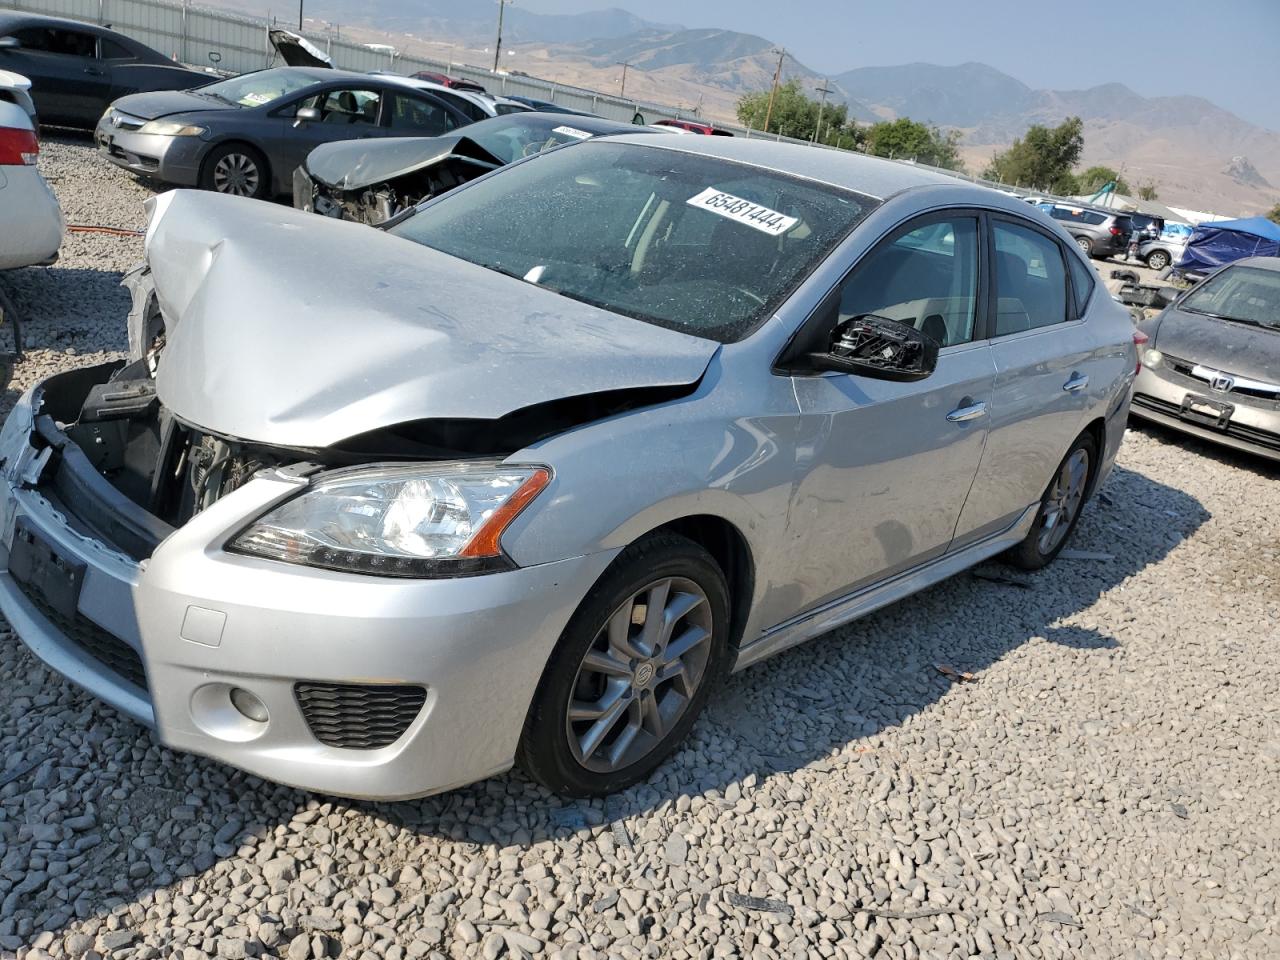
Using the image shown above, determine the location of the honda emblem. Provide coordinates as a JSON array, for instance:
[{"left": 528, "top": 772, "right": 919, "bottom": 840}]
[{"left": 1210, "top": 374, "right": 1235, "bottom": 393}]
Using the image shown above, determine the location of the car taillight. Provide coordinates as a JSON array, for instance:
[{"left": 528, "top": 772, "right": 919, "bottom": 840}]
[
  {"left": 1133, "top": 330, "right": 1149, "bottom": 374},
  {"left": 1110, "top": 225, "right": 1122, "bottom": 236},
  {"left": 0, "top": 126, "right": 38, "bottom": 166}
]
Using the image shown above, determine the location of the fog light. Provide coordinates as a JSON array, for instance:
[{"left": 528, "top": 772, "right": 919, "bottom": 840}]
[
  {"left": 229, "top": 687, "right": 269, "bottom": 723},
  {"left": 1143, "top": 348, "right": 1163, "bottom": 368}
]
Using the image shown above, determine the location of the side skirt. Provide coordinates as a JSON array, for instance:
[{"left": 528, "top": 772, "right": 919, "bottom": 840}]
[{"left": 733, "top": 503, "right": 1039, "bottom": 671}]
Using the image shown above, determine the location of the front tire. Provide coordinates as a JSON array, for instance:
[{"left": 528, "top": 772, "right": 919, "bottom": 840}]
[
  {"left": 200, "top": 142, "right": 270, "bottom": 199},
  {"left": 518, "top": 533, "right": 730, "bottom": 797},
  {"left": 1004, "top": 431, "right": 1098, "bottom": 571},
  {"left": 1145, "top": 250, "right": 1171, "bottom": 271}
]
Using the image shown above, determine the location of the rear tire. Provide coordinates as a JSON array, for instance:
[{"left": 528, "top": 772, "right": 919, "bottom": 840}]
[
  {"left": 1074, "top": 236, "right": 1093, "bottom": 257},
  {"left": 200, "top": 142, "right": 270, "bottom": 199},
  {"left": 518, "top": 533, "right": 730, "bottom": 797},
  {"left": 1003, "top": 431, "right": 1098, "bottom": 571}
]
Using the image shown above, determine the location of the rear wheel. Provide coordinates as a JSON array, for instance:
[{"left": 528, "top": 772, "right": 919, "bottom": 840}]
[
  {"left": 200, "top": 143, "right": 269, "bottom": 199},
  {"left": 519, "top": 533, "right": 730, "bottom": 796},
  {"left": 1146, "top": 250, "right": 1171, "bottom": 271},
  {"left": 1004, "top": 431, "right": 1097, "bottom": 570},
  {"left": 1074, "top": 236, "right": 1093, "bottom": 257}
]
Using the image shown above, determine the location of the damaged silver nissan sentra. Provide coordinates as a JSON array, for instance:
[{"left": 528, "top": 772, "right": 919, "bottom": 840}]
[{"left": 0, "top": 137, "right": 1140, "bottom": 798}]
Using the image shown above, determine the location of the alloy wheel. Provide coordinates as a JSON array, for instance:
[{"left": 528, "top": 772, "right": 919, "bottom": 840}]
[
  {"left": 1148, "top": 252, "right": 1170, "bottom": 270},
  {"left": 565, "top": 576, "right": 713, "bottom": 773},
  {"left": 1037, "top": 447, "right": 1090, "bottom": 555},
  {"left": 212, "top": 153, "right": 261, "bottom": 196}
]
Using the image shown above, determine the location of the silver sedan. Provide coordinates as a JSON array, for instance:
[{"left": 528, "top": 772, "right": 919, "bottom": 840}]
[{"left": 0, "top": 137, "right": 1139, "bottom": 798}]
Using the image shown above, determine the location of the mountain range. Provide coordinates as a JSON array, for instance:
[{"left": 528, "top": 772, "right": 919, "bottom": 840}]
[{"left": 246, "top": 0, "right": 1280, "bottom": 215}]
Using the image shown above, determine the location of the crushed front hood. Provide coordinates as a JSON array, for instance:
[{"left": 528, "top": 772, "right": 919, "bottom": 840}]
[
  {"left": 305, "top": 134, "right": 501, "bottom": 191},
  {"left": 268, "top": 29, "right": 332, "bottom": 68},
  {"left": 1154, "top": 306, "right": 1280, "bottom": 383},
  {"left": 111, "top": 89, "right": 219, "bottom": 121},
  {"left": 143, "top": 191, "right": 718, "bottom": 449}
]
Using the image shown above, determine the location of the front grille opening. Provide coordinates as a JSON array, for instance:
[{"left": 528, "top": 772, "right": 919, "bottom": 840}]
[
  {"left": 294, "top": 682, "right": 427, "bottom": 750},
  {"left": 13, "top": 579, "right": 148, "bottom": 692}
]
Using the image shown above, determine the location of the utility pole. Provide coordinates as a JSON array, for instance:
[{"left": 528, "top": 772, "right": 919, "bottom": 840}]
[
  {"left": 492, "top": 0, "right": 510, "bottom": 73},
  {"left": 763, "top": 48, "right": 786, "bottom": 135},
  {"left": 617, "top": 61, "right": 631, "bottom": 98},
  {"left": 811, "top": 78, "right": 832, "bottom": 144},
  {"left": 297, "top": 0, "right": 303, "bottom": 30}
]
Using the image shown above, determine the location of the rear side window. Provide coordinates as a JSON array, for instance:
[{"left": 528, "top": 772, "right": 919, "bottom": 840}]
[
  {"left": 993, "top": 220, "right": 1068, "bottom": 335},
  {"left": 1081, "top": 211, "right": 1106, "bottom": 225},
  {"left": 1067, "top": 254, "right": 1096, "bottom": 317},
  {"left": 388, "top": 94, "right": 456, "bottom": 134},
  {"left": 12, "top": 27, "right": 97, "bottom": 57}
]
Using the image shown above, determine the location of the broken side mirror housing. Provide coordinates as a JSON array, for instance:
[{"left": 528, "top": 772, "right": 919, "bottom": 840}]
[
  {"left": 808, "top": 314, "right": 939, "bottom": 382},
  {"left": 294, "top": 106, "right": 320, "bottom": 127}
]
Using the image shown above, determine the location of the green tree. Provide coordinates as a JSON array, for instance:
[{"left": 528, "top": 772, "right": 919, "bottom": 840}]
[
  {"left": 983, "top": 117, "right": 1084, "bottom": 193},
  {"left": 737, "top": 79, "right": 837, "bottom": 140},
  {"left": 1137, "top": 181, "right": 1159, "bottom": 201},
  {"left": 864, "top": 117, "right": 963, "bottom": 170},
  {"left": 1267, "top": 202, "right": 1280, "bottom": 225},
  {"left": 1076, "top": 165, "right": 1131, "bottom": 196}
]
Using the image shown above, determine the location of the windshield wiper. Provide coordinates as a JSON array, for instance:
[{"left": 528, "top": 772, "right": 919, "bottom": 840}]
[{"left": 194, "top": 90, "right": 235, "bottom": 105}]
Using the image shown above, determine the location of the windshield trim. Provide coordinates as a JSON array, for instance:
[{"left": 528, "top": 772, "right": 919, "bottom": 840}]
[{"left": 387, "top": 141, "right": 880, "bottom": 344}]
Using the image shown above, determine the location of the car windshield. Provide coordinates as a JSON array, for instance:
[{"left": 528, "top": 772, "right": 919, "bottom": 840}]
[
  {"left": 389, "top": 142, "right": 874, "bottom": 342},
  {"left": 465, "top": 116, "right": 615, "bottom": 164},
  {"left": 1180, "top": 265, "right": 1280, "bottom": 328},
  {"left": 195, "top": 68, "right": 318, "bottom": 108}
]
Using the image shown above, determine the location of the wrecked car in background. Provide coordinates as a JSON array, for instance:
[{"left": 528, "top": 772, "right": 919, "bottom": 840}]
[
  {"left": 1131, "top": 256, "right": 1280, "bottom": 461},
  {"left": 293, "top": 111, "right": 662, "bottom": 224},
  {"left": 0, "top": 138, "right": 1139, "bottom": 800}
]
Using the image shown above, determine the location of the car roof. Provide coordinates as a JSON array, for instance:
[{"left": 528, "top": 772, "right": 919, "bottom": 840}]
[
  {"left": 1232, "top": 256, "right": 1280, "bottom": 273},
  {"left": 0, "top": 11, "right": 115, "bottom": 35},
  {"left": 598, "top": 134, "right": 966, "bottom": 201}
]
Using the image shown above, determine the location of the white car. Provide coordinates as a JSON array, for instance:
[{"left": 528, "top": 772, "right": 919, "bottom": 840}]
[
  {"left": 0, "top": 68, "right": 36, "bottom": 128},
  {"left": 0, "top": 82, "right": 62, "bottom": 271}
]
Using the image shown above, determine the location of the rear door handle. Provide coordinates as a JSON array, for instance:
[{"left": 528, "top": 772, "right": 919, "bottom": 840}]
[
  {"left": 1063, "top": 372, "right": 1089, "bottom": 392},
  {"left": 947, "top": 399, "right": 987, "bottom": 423}
]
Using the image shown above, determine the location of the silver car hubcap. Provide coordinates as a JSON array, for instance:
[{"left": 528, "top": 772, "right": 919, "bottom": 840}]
[
  {"left": 1037, "top": 448, "right": 1090, "bottom": 554},
  {"left": 213, "top": 153, "right": 259, "bottom": 196},
  {"left": 1076, "top": 238, "right": 1091, "bottom": 253},
  {"left": 566, "top": 577, "right": 713, "bottom": 773}
]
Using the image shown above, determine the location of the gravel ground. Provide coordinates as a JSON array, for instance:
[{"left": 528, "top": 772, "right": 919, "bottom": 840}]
[{"left": 1, "top": 137, "right": 1278, "bottom": 960}]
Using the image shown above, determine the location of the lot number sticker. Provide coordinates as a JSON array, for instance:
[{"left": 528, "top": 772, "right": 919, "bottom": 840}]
[
  {"left": 686, "top": 188, "right": 799, "bottom": 237},
  {"left": 553, "top": 125, "right": 593, "bottom": 140}
]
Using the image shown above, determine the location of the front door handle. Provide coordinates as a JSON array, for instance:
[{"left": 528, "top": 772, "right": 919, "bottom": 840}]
[
  {"left": 84, "top": 66, "right": 103, "bottom": 75},
  {"left": 1063, "top": 372, "right": 1090, "bottom": 392},
  {"left": 947, "top": 399, "right": 987, "bottom": 423}
]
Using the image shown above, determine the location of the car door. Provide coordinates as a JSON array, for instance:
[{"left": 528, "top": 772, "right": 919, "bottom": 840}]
[
  {"left": 4, "top": 26, "right": 110, "bottom": 124},
  {"left": 953, "top": 215, "right": 1106, "bottom": 545},
  {"left": 272, "top": 85, "right": 389, "bottom": 184},
  {"left": 783, "top": 212, "right": 996, "bottom": 613}
]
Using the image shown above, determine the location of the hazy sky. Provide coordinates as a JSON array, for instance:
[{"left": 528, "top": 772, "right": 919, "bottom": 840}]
[{"left": 522, "top": 0, "right": 1280, "bottom": 130}]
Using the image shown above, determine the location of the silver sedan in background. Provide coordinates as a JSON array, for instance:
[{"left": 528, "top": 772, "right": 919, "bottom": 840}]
[{"left": 0, "top": 138, "right": 1138, "bottom": 798}]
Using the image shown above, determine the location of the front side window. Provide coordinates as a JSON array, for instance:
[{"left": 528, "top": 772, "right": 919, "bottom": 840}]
[
  {"left": 1180, "top": 265, "right": 1280, "bottom": 329},
  {"left": 390, "top": 142, "right": 875, "bottom": 343},
  {"left": 837, "top": 217, "right": 979, "bottom": 347},
  {"left": 311, "top": 88, "right": 381, "bottom": 125},
  {"left": 994, "top": 220, "right": 1068, "bottom": 335},
  {"left": 387, "top": 94, "right": 454, "bottom": 134},
  {"left": 12, "top": 27, "right": 97, "bottom": 57}
]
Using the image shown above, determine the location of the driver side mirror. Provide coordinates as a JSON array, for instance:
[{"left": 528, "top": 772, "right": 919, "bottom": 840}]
[
  {"left": 807, "top": 314, "right": 939, "bottom": 382},
  {"left": 293, "top": 106, "right": 320, "bottom": 127},
  {"left": 0, "top": 37, "right": 21, "bottom": 50}
]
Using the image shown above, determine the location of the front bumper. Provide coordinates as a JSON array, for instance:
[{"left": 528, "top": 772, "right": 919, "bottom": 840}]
[
  {"left": 0, "top": 387, "right": 616, "bottom": 799},
  {"left": 1130, "top": 363, "right": 1280, "bottom": 462},
  {"left": 94, "top": 119, "right": 205, "bottom": 187}
]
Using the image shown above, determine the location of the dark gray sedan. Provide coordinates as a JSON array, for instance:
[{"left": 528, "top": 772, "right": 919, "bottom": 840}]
[
  {"left": 95, "top": 67, "right": 471, "bottom": 199},
  {"left": 1131, "top": 256, "right": 1280, "bottom": 461}
]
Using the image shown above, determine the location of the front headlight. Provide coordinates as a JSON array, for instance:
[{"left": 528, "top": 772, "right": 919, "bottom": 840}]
[
  {"left": 1143, "top": 348, "right": 1163, "bottom": 369},
  {"left": 228, "top": 463, "right": 551, "bottom": 578},
  {"left": 137, "top": 119, "right": 208, "bottom": 137}
]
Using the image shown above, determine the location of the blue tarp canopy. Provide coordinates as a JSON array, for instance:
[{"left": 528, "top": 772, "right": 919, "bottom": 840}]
[{"left": 1179, "top": 216, "right": 1280, "bottom": 272}]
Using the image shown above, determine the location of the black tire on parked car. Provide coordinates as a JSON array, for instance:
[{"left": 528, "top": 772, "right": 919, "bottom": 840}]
[
  {"left": 199, "top": 142, "right": 270, "bottom": 199},
  {"left": 519, "top": 532, "right": 731, "bottom": 796},
  {"left": 1145, "top": 249, "right": 1171, "bottom": 271},
  {"left": 1003, "top": 430, "right": 1098, "bottom": 571},
  {"left": 1073, "top": 236, "right": 1094, "bottom": 257}
]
